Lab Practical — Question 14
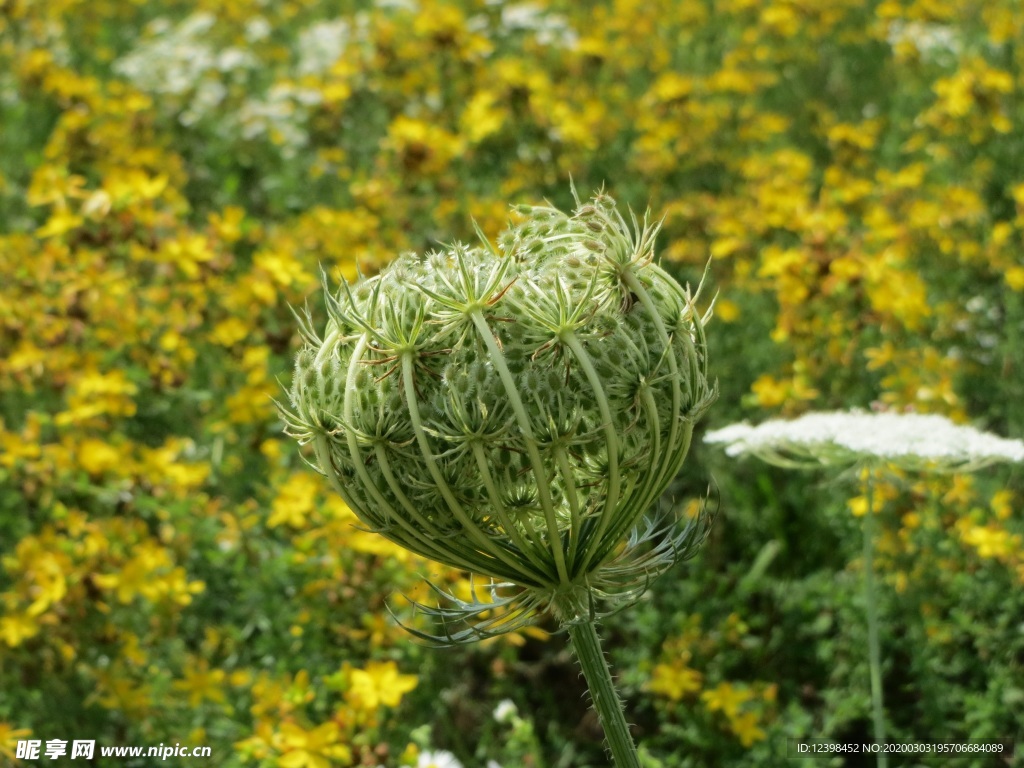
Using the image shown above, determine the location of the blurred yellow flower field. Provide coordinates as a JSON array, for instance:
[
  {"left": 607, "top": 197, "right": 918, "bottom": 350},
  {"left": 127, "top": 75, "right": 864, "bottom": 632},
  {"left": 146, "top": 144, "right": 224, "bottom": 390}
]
[{"left": 2, "top": 0, "right": 1022, "bottom": 765}]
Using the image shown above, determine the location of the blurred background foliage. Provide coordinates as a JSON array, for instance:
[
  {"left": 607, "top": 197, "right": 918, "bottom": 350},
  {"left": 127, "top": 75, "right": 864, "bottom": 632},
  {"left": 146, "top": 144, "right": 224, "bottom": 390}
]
[{"left": 1, "top": 0, "right": 1022, "bottom": 765}]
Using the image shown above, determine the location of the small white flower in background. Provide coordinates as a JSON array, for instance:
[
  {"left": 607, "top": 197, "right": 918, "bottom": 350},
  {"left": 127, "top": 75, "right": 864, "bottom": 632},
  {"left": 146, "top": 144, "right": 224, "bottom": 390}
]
[
  {"left": 493, "top": 698, "right": 517, "bottom": 723},
  {"left": 499, "top": 3, "right": 577, "bottom": 48},
  {"left": 296, "top": 19, "right": 351, "bottom": 76},
  {"left": 705, "top": 410, "right": 1024, "bottom": 472},
  {"left": 244, "top": 16, "right": 272, "bottom": 43},
  {"left": 886, "top": 20, "right": 960, "bottom": 58},
  {"left": 487, "top": 762, "right": 503, "bottom": 768},
  {"left": 417, "top": 750, "right": 463, "bottom": 768}
]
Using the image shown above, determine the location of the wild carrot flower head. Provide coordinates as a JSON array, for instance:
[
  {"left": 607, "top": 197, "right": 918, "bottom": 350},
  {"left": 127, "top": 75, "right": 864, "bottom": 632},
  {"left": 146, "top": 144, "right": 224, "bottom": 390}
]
[
  {"left": 705, "top": 410, "right": 1024, "bottom": 473},
  {"left": 282, "top": 189, "right": 716, "bottom": 640}
]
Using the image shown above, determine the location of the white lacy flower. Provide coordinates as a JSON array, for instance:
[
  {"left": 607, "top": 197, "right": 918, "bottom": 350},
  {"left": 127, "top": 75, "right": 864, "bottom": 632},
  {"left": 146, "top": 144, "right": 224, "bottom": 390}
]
[
  {"left": 297, "top": 19, "right": 351, "bottom": 76},
  {"left": 499, "top": 3, "right": 578, "bottom": 48},
  {"left": 417, "top": 751, "right": 463, "bottom": 768},
  {"left": 244, "top": 16, "right": 272, "bottom": 43},
  {"left": 493, "top": 698, "right": 517, "bottom": 723},
  {"left": 886, "top": 20, "right": 960, "bottom": 58},
  {"left": 705, "top": 410, "right": 1024, "bottom": 472}
]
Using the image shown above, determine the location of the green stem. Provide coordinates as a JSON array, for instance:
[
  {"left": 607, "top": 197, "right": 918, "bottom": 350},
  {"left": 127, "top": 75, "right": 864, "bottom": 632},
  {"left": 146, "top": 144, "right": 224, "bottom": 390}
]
[
  {"left": 862, "top": 471, "right": 888, "bottom": 768},
  {"left": 566, "top": 620, "right": 641, "bottom": 768}
]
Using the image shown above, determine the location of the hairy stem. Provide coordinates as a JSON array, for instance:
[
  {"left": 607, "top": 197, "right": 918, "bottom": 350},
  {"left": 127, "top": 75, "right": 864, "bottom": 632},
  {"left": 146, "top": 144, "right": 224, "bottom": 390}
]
[
  {"left": 566, "top": 620, "right": 641, "bottom": 768},
  {"left": 863, "top": 470, "right": 888, "bottom": 768}
]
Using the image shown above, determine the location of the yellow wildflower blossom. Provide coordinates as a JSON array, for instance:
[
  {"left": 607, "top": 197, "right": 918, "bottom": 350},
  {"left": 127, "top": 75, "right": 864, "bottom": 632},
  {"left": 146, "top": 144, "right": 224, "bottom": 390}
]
[
  {"left": 730, "top": 710, "right": 766, "bottom": 747},
  {"left": 461, "top": 90, "right": 505, "bottom": 144},
  {"left": 345, "top": 661, "right": 418, "bottom": 712},
  {"left": 55, "top": 369, "right": 138, "bottom": 426},
  {"left": 960, "top": 523, "right": 1020, "bottom": 560},
  {"left": 173, "top": 660, "right": 228, "bottom": 707},
  {"left": 0, "top": 612, "right": 40, "bottom": 647},
  {"left": 275, "top": 721, "right": 352, "bottom": 768},
  {"left": 702, "top": 681, "right": 753, "bottom": 719},
  {"left": 990, "top": 490, "right": 1013, "bottom": 521},
  {"left": 649, "top": 661, "right": 703, "bottom": 701},
  {"left": 0, "top": 723, "right": 33, "bottom": 762},
  {"left": 77, "top": 438, "right": 127, "bottom": 477},
  {"left": 269, "top": 472, "right": 321, "bottom": 529}
]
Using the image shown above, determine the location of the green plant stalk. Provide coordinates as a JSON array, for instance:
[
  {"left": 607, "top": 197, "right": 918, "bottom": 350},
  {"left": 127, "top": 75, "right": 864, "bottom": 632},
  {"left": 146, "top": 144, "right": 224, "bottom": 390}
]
[
  {"left": 567, "top": 619, "right": 641, "bottom": 768},
  {"left": 862, "top": 471, "right": 888, "bottom": 768}
]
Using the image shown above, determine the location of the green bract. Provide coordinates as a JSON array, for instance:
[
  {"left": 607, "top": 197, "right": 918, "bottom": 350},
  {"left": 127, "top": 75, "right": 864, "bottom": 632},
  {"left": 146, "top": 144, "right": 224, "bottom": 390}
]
[{"left": 282, "top": 190, "right": 716, "bottom": 639}]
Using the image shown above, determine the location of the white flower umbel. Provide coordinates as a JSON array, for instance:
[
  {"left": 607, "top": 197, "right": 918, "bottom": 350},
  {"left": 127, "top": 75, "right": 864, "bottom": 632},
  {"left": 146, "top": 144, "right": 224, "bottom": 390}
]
[
  {"left": 706, "top": 409, "right": 1022, "bottom": 768},
  {"left": 705, "top": 410, "right": 1024, "bottom": 472},
  {"left": 417, "top": 750, "right": 463, "bottom": 768},
  {"left": 493, "top": 698, "right": 517, "bottom": 724}
]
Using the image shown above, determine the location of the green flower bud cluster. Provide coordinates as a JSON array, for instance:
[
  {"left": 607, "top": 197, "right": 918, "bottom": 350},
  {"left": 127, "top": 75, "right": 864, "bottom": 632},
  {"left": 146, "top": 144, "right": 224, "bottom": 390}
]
[{"left": 282, "top": 190, "right": 716, "bottom": 636}]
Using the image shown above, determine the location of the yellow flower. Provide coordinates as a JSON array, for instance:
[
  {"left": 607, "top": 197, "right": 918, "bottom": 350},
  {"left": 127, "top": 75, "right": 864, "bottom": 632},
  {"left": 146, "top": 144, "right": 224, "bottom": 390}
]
[
  {"left": 345, "top": 661, "right": 417, "bottom": 712},
  {"left": 269, "top": 473, "right": 321, "bottom": 529},
  {"left": 386, "top": 116, "right": 465, "bottom": 174},
  {"left": 275, "top": 721, "right": 352, "bottom": 768},
  {"left": 35, "top": 207, "right": 84, "bottom": 238},
  {"left": 960, "top": 524, "right": 1019, "bottom": 559},
  {"left": 0, "top": 722, "right": 33, "bottom": 762},
  {"left": 161, "top": 233, "right": 214, "bottom": 280},
  {"left": 55, "top": 369, "right": 138, "bottom": 426},
  {"left": 89, "top": 671, "right": 153, "bottom": 713},
  {"left": 649, "top": 661, "right": 703, "bottom": 701},
  {"left": 0, "top": 612, "right": 40, "bottom": 647},
  {"left": 347, "top": 529, "right": 414, "bottom": 560},
  {"left": 649, "top": 72, "right": 695, "bottom": 103},
  {"left": 715, "top": 298, "right": 741, "bottom": 323},
  {"left": 209, "top": 317, "right": 250, "bottom": 347},
  {"left": 235, "top": 720, "right": 275, "bottom": 761},
  {"left": 103, "top": 169, "right": 168, "bottom": 206},
  {"left": 750, "top": 374, "right": 787, "bottom": 408},
  {"left": 138, "top": 439, "right": 210, "bottom": 496},
  {"left": 1005, "top": 266, "right": 1024, "bottom": 292},
  {"left": 209, "top": 206, "right": 246, "bottom": 242},
  {"left": 942, "top": 474, "right": 974, "bottom": 506},
  {"left": 729, "top": 710, "right": 766, "bottom": 747},
  {"left": 255, "top": 249, "right": 313, "bottom": 290},
  {"left": 461, "top": 90, "right": 505, "bottom": 144},
  {"left": 990, "top": 490, "right": 1013, "bottom": 521},
  {"left": 701, "top": 681, "right": 753, "bottom": 719},
  {"left": 25, "top": 551, "right": 69, "bottom": 616},
  {"left": 173, "top": 660, "right": 227, "bottom": 707},
  {"left": 77, "top": 438, "right": 126, "bottom": 477}
]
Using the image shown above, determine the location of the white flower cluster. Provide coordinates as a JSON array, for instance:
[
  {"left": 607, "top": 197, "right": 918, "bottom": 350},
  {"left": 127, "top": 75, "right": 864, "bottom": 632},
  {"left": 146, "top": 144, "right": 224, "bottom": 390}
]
[
  {"left": 296, "top": 19, "right": 352, "bottom": 76},
  {"left": 416, "top": 751, "right": 462, "bottom": 768},
  {"left": 411, "top": 751, "right": 503, "bottom": 768},
  {"left": 235, "top": 83, "right": 324, "bottom": 157},
  {"left": 113, "top": 12, "right": 257, "bottom": 125},
  {"left": 705, "top": 410, "right": 1024, "bottom": 472},
  {"left": 492, "top": 698, "right": 517, "bottom": 723},
  {"left": 112, "top": 12, "right": 372, "bottom": 156},
  {"left": 886, "top": 20, "right": 960, "bottom": 59},
  {"left": 375, "top": 0, "right": 419, "bottom": 10},
  {"left": 496, "top": 2, "right": 578, "bottom": 48}
]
